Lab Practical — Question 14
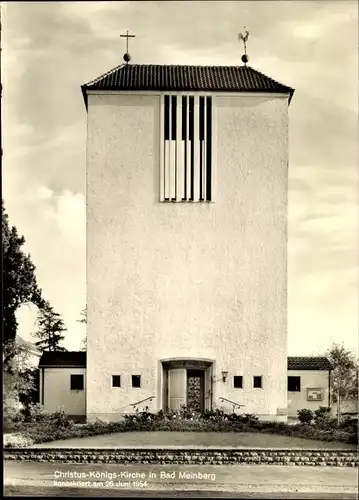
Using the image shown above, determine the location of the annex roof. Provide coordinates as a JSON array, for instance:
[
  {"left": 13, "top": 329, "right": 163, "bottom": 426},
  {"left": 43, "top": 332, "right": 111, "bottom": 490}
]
[
  {"left": 39, "top": 351, "right": 86, "bottom": 368},
  {"left": 40, "top": 353, "right": 331, "bottom": 371},
  {"left": 288, "top": 357, "right": 332, "bottom": 371},
  {"left": 81, "top": 64, "right": 294, "bottom": 108}
]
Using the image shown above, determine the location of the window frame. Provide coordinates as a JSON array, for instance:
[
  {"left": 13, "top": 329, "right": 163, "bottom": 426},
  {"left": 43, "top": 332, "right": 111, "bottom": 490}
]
[{"left": 160, "top": 93, "right": 215, "bottom": 203}]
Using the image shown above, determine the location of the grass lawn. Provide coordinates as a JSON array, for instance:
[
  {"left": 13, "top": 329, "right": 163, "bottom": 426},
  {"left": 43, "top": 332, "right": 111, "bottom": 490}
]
[{"left": 30, "top": 431, "right": 357, "bottom": 449}]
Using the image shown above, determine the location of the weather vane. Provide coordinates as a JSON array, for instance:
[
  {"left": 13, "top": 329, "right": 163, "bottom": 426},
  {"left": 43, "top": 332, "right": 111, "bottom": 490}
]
[
  {"left": 238, "top": 27, "right": 250, "bottom": 65},
  {"left": 120, "top": 29, "right": 136, "bottom": 64}
]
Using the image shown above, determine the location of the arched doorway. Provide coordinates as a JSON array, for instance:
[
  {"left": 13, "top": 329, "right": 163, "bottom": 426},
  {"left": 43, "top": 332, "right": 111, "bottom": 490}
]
[{"left": 161, "top": 359, "right": 213, "bottom": 412}]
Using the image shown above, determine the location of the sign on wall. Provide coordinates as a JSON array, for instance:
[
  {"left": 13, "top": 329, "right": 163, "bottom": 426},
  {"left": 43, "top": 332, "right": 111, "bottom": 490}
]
[{"left": 307, "top": 388, "right": 324, "bottom": 401}]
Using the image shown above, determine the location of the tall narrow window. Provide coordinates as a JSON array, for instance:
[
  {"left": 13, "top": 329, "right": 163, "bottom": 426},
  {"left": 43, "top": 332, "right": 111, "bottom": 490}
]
[
  {"left": 164, "top": 95, "right": 170, "bottom": 201},
  {"left": 182, "top": 96, "right": 187, "bottom": 200},
  {"left": 171, "top": 96, "right": 177, "bottom": 140},
  {"left": 171, "top": 96, "right": 177, "bottom": 200},
  {"left": 189, "top": 96, "right": 194, "bottom": 201},
  {"left": 164, "top": 95, "right": 170, "bottom": 141},
  {"left": 206, "top": 96, "right": 212, "bottom": 201},
  {"left": 161, "top": 94, "right": 212, "bottom": 202},
  {"left": 199, "top": 96, "right": 205, "bottom": 201}
]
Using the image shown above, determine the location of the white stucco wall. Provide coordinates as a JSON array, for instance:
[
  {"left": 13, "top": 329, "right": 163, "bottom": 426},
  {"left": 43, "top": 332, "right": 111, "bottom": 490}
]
[
  {"left": 42, "top": 367, "right": 86, "bottom": 416},
  {"left": 86, "top": 91, "right": 289, "bottom": 421},
  {"left": 287, "top": 370, "right": 330, "bottom": 418}
]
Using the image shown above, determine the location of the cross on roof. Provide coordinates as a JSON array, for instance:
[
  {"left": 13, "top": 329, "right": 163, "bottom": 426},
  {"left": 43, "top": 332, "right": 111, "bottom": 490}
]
[{"left": 120, "top": 30, "right": 136, "bottom": 54}]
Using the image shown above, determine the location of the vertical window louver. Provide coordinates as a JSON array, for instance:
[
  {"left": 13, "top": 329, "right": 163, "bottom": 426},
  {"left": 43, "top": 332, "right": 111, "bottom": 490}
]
[{"left": 160, "top": 95, "right": 213, "bottom": 202}]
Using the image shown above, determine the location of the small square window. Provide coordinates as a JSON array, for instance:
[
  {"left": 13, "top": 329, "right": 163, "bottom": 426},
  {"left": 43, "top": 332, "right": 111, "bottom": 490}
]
[
  {"left": 132, "top": 375, "right": 141, "bottom": 388},
  {"left": 233, "top": 376, "right": 243, "bottom": 388},
  {"left": 288, "top": 376, "right": 301, "bottom": 392},
  {"left": 253, "top": 376, "right": 262, "bottom": 389},
  {"left": 112, "top": 375, "right": 121, "bottom": 387},
  {"left": 70, "top": 374, "right": 84, "bottom": 391}
]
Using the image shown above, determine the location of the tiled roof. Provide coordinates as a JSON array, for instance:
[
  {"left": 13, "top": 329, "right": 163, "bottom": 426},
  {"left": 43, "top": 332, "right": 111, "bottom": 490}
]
[
  {"left": 39, "top": 352, "right": 331, "bottom": 371},
  {"left": 82, "top": 64, "right": 294, "bottom": 106},
  {"left": 39, "top": 351, "right": 86, "bottom": 368},
  {"left": 288, "top": 357, "right": 332, "bottom": 371}
]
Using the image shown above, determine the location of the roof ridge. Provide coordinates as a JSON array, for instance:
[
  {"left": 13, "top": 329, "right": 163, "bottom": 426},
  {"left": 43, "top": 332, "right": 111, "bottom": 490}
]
[{"left": 118, "top": 64, "right": 248, "bottom": 68}]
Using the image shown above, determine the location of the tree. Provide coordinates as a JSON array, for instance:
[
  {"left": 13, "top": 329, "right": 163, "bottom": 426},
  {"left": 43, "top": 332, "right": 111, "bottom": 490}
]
[
  {"left": 3, "top": 341, "right": 37, "bottom": 423},
  {"left": 2, "top": 200, "right": 44, "bottom": 345},
  {"left": 32, "top": 301, "right": 67, "bottom": 352},
  {"left": 326, "top": 343, "right": 358, "bottom": 424},
  {"left": 77, "top": 307, "right": 87, "bottom": 324},
  {"left": 80, "top": 337, "right": 87, "bottom": 351},
  {"left": 77, "top": 307, "right": 87, "bottom": 351}
]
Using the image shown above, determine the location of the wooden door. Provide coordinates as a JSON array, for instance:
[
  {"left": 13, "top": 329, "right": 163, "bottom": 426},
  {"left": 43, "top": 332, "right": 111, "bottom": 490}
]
[
  {"left": 168, "top": 369, "right": 186, "bottom": 410},
  {"left": 187, "top": 370, "right": 205, "bottom": 412}
]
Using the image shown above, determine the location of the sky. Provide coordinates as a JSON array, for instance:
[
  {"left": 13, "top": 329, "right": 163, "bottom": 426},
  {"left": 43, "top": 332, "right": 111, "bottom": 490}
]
[{"left": 2, "top": 1, "right": 358, "bottom": 355}]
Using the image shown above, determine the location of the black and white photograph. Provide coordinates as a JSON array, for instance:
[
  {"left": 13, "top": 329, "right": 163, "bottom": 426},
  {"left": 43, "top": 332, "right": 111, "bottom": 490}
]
[{"left": 2, "top": 1, "right": 358, "bottom": 498}]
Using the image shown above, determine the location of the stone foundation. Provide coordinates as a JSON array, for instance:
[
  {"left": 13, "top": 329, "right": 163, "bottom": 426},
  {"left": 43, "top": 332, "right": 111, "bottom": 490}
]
[{"left": 4, "top": 448, "right": 358, "bottom": 467}]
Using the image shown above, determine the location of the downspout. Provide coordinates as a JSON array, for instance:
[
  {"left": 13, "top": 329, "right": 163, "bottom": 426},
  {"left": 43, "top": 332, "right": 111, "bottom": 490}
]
[
  {"left": 328, "top": 369, "right": 331, "bottom": 409},
  {"left": 41, "top": 368, "right": 45, "bottom": 406}
]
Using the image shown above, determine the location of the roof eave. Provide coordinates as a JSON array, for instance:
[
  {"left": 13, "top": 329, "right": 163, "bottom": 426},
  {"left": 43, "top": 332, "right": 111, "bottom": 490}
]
[
  {"left": 81, "top": 85, "right": 88, "bottom": 112},
  {"left": 39, "top": 364, "right": 86, "bottom": 368},
  {"left": 288, "top": 88, "right": 295, "bottom": 105},
  {"left": 288, "top": 367, "right": 331, "bottom": 371},
  {"left": 82, "top": 86, "right": 294, "bottom": 106}
]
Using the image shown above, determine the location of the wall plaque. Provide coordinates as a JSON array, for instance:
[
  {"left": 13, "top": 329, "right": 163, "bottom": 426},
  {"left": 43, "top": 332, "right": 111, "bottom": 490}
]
[{"left": 307, "top": 388, "right": 324, "bottom": 401}]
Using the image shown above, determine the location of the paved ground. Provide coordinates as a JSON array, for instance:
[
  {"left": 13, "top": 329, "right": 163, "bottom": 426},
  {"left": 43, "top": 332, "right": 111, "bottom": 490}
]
[
  {"left": 4, "top": 486, "right": 358, "bottom": 499},
  {"left": 29, "top": 431, "right": 356, "bottom": 449},
  {"left": 4, "top": 461, "right": 358, "bottom": 498}
]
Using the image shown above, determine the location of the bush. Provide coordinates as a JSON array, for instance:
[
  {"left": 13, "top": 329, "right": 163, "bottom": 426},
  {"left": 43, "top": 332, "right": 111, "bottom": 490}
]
[
  {"left": 242, "top": 413, "right": 259, "bottom": 425},
  {"left": 340, "top": 417, "right": 358, "bottom": 434},
  {"left": 3, "top": 381, "right": 24, "bottom": 425},
  {"left": 50, "top": 409, "right": 73, "bottom": 429},
  {"left": 4, "top": 404, "right": 24, "bottom": 425},
  {"left": 313, "top": 406, "right": 332, "bottom": 425},
  {"left": 3, "top": 406, "right": 357, "bottom": 447},
  {"left": 4, "top": 433, "right": 34, "bottom": 448},
  {"left": 297, "top": 408, "right": 314, "bottom": 424},
  {"left": 24, "top": 403, "right": 50, "bottom": 423}
]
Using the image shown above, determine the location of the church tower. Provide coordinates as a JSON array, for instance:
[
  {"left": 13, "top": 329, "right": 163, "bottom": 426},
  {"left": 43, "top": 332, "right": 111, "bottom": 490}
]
[{"left": 82, "top": 40, "right": 294, "bottom": 422}]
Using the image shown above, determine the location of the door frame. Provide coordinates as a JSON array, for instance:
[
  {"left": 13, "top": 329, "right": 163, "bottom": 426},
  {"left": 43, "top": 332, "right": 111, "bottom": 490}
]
[{"left": 161, "top": 358, "right": 214, "bottom": 412}]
